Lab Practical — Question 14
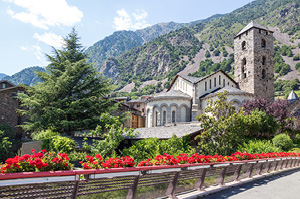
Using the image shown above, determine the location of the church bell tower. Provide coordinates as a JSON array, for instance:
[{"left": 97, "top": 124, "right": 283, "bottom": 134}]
[{"left": 234, "top": 21, "right": 274, "bottom": 101}]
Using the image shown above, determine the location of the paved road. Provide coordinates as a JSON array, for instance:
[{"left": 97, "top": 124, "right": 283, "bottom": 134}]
[{"left": 202, "top": 169, "right": 300, "bottom": 199}]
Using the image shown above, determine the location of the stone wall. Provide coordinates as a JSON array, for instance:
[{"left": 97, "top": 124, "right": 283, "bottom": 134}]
[{"left": 234, "top": 27, "right": 274, "bottom": 102}]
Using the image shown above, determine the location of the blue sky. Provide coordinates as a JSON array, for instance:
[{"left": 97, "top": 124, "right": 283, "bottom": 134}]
[{"left": 0, "top": 0, "right": 254, "bottom": 76}]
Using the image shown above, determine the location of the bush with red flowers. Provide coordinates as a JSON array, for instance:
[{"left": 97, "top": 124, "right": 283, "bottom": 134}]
[
  {"left": 0, "top": 149, "right": 72, "bottom": 173},
  {"left": 80, "top": 155, "right": 135, "bottom": 169}
]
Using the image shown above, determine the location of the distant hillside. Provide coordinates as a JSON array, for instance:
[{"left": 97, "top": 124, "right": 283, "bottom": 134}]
[
  {"left": 86, "top": 16, "right": 224, "bottom": 73},
  {"left": 98, "top": 0, "right": 300, "bottom": 94},
  {"left": 0, "top": 73, "right": 7, "bottom": 80},
  {"left": 2, "top": 66, "right": 45, "bottom": 86}
]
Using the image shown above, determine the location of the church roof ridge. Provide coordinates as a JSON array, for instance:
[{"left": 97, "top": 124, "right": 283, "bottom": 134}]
[{"left": 235, "top": 21, "right": 273, "bottom": 38}]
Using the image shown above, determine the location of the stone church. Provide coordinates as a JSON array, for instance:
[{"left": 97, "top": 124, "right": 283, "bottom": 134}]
[{"left": 145, "top": 21, "right": 274, "bottom": 127}]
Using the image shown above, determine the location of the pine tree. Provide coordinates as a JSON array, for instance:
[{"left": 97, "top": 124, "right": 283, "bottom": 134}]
[{"left": 18, "top": 29, "right": 113, "bottom": 135}]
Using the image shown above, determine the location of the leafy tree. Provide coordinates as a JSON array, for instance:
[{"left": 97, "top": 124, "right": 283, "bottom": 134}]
[
  {"left": 83, "top": 123, "right": 136, "bottom": 158},
  {"left": 18, "top": 29, "right": 112, "bottom": 135},
  {"left": 272, "top": 133, "right": 293, "bottom": 151},
  {"left": 123, "top": 135, "right": 194, "bottom": 162},
  {"left": 205, "top": 50, "right": 211, "bottom": 58},
  {"left": 241, "top": 109, "right": 278, "bottom": 138},
  {"left": 196, "top": 91, "right": 245, "bottom": 155},
  {"left": 0, "top": 130, "right": 12, "bottom": 163},
  {"left": 241, "top": 97, "right": 268, "bottom": 115},
  {"left": 293, "top": 54, "right": 300, "bottom": 61}
]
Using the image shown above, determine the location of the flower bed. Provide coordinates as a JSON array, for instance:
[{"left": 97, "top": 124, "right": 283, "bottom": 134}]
[{"left": 1, "top": 150, "right": 299, "bottom": 174}]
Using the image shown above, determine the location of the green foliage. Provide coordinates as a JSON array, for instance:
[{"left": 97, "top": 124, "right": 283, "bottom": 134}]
[
  {"left": 52, "top": 136, "right": 76, "bottom": 154},
  {"left": 123, "top": 135, "right": 194, "bottom": 162},
  {"left": 18, "top": 29, "right": 113, "bottom": 134},
  {"left": 31, "top": 129, "right": 60, "bottom": 151},
  {"left": 296, "top": 62, "right": 300, "bottom": 71},
  {"left": 272, "top": 133, "right": 293, "bottom": 151},
  {"left": 31, "top": 129, "right": 75, "bottom": 153},
  {"left": 0, "top": 130, "right": 12, "bottom": 163},
  {"left": 241, "top": 109, "right": 278, "bottom": 138},
  {"left": 205, "top": 50, "right": 211, "bottom": 58},
  {"left": 279, "top": 44, "right": 293, "bottom": 57},
  {"left": 213, "top": 49, "right": 220, "bottom": 56},
  {"left": 83, "top": 124, "right": 136, "bottom": 158},
  {"left": 274, "top": 48, "right": 291, "bottom": 76},
  {"left": 0, "top": 124, "right": 15, "bottom": 139},
  {"left": 293, "top": 54, "right": 300, "bottom": 61},
  {"left": 238, "top": 139, "right": 279, "bottom": 154},
  {"left": 274, "top": 79, "right": 299, "bottom": 97},
  {"left": 196, "top": 91, "right": 245, "bottom": 155}
]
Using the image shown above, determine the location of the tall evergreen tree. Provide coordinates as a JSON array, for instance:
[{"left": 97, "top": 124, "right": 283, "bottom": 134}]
[{"left": 18, "top": 29, "right": 113, "bottom": 135}]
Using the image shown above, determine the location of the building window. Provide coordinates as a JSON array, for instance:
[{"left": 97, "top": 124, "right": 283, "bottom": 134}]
[
  {"left": 172, "top": 111, "right": 176, "bottom": 123},
  {"left": 259, "top": 29, "right": 261, "bottom": 34},
  {"left": 214, "top": 78, "right": 216, "bottom": 87},
  {"left": 155, "top": 111, "right": 158, "bottom": 126},
  {"left": 163, "top": 111, "right": 166, "bottom": 125},
  {"left": 242, "top": 41, "right": 246, "bottom": 50},
  {"left": 2, "top": 83, "right": 6, "bottom": 89},
  {"left": 223, "top": 79, "right": 225, "bottom": 87},
  {"left": 262, "top": 56, "right": 266, "bottom": 65},
  {"left": 205, "top": 81, "right": 207, "bottom": 91},
  {"left": 262, "top": 69, "right": 266, "bottom": 79},
  {"left": 228, "top": 82, "right": 230, "bottom": 85},
  {"left": 210, "top": 79, "right": 211, "bottom": 89},
  {"left": 261, "top": 39, "right": 266, "bottom": 48},
  {"left": 242, "top": 58, "right": 247, "bottom": 79},
  {"left": 219, "top": 75, "right": 221, "bottom": 85},
  {"left": 266, "top": 31, "right": 268, "bottom": 35}
]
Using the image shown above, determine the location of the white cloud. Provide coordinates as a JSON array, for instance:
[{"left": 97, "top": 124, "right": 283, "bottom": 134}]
[
  {"left": 6, "top": 0, "right": 83, "bottom": 29},
  {"left": 32, "top": 45, "right": 42, "bottom": 60},
  {"left": 33, "top": 32, "right": 63, "bottom": 47},
  {"left": 20, "top": 46, "right": 29, "bottom": 51},
  {"left": 113, "top": 9, "right": 150, "bottom": 31}
]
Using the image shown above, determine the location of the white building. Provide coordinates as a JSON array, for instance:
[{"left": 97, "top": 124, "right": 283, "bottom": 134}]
[{"left": 145, "top": 21, "right": 275, "bottom": 127}]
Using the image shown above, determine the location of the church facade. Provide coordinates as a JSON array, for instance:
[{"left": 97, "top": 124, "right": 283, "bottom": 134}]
[{"left": 145, "top": 21, "right": 274, "bottom": 127}]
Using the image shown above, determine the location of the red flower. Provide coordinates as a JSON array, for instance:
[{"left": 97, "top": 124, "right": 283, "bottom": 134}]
[
  {"left": 31, "top": 149, "right": 36, "bottom": 153},
  {"left": 41, "top": 149, "right": 47, "bottom": 153}
]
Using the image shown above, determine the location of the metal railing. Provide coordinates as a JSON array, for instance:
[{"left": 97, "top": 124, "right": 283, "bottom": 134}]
[{"left": 0, "top": 157, "right": 299, "bottom": 199}]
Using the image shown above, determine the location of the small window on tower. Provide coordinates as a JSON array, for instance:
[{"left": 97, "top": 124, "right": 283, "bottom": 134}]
[
  {"left": 262, "top": 69, "right": 266, "bottom": 79},
  {"left": 262, "top": 56, "right": 266, "bottom": 65},
  {"left": 266, "top": 31, "right": 268, "bottom": 35},
  {"left": 259, "top": 29, "right": 261, "bottom": 34},
  {"left": 261, "top": 39, "right": 266, "bottom": 48},
  {"left": 241, "top": 58, "right": 247, "bottom": 79},
  {"left": 205, "top": 81, "right": 207, "bottom": 91},
  {"left": 242, "top": 41, "right": 246, "bottom": 50}
]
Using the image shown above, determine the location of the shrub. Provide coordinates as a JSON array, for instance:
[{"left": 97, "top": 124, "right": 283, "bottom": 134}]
[
  {"left": 52, "top": 136, "right": 76, "bottom": 153},
  {"left": 272, "top": 133, "right": 293, "bottom": 151},
  {"left": 238, "top": 140, "right": 279, "bottom": 154},
  {"left": 31, "top": 129, "right": 60, "bottom": 151}
]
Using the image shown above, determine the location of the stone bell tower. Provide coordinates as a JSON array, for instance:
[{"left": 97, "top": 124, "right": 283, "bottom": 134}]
[{"left": 234, "top": 21, "right": 274, "bottom": 101}]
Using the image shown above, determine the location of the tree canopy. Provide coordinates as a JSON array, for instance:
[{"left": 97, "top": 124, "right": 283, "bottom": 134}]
[{"left": 18, "top": 29, "right": 113, "bottom": 134}]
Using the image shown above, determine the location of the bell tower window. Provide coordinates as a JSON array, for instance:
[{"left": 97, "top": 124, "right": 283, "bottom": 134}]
[
  {"left": 242, "top": 41, "right": 246, "bottom": 50},
  {"left": 261, "top": 39, "right": 266, "bottom": 48},
  {"left": 262, "top": 56, "right": 266, "bottom": 65},
  {"left": 241, "top": 58, "right": 247, "bottom": 79},
  {"left": 262, "top": 69, "right": 266, "bottom": 79}
]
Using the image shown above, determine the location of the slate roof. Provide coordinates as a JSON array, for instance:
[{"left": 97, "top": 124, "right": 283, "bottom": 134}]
[
  {"left": 236, "top": 21, "right": 273, "bottom": 37},
  {"left": 178, "top": 75, "right": 202, "bottom": 84},
  {"left": 128, "top": 123, "right": 203, "bottom": 139},
  {"left": 287, "top": 90, "right": 299, "bottom": 101},
  {"left": 149, "top": 90, "right": 192, "bottom": 101},
  {"left": 202, "top": 86, "right": 253, "bottom": 99}
]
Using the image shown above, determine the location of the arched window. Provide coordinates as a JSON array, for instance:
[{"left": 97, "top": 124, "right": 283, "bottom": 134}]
[
  {"left": 241, "top": 58, "right": 247, "bottom": 79},
  {"left": 242, "top": 41, "right": 246, "bottom": 50},
  {"left": 205, "top": 81, "right": 207, "bottom": 91},
  {"left": 163, "top": 111, "right": 166, "bottom": 125},
  {"left": 155, "top": 111, "right": 158, "bottom": 126},
  {"left": 261, "top": 39, "right": 266, "bottom": 48},
  {"left": 262, "top": 69, "right": 266, "bottom": 79},
  {"left": 210, "top": 79, "right": 211, "bottom": 89},
  {"left": 262, "top": 56, "right": 266, "bottom": 65},
  {"left": 172, "top": 111, "right": 176, "bottom": 123}
]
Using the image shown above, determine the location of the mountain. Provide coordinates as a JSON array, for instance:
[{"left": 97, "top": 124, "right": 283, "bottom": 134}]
[
  {"left": 98, "top": 0, "right": 300, "bottom": 94},
  {"left": 86, "top": 16, "right": 224, "bottom": 72},
  {"left": 0, "top": 73, "right": 7, "bottom": 80},
  {"left": 2, "top": 66, "right": 45, "bottom": 86}
]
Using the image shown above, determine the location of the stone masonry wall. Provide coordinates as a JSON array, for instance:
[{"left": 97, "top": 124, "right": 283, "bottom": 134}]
[{"left": 234, "top": 27, "right": 274, "bottom": 102}]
